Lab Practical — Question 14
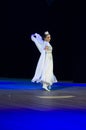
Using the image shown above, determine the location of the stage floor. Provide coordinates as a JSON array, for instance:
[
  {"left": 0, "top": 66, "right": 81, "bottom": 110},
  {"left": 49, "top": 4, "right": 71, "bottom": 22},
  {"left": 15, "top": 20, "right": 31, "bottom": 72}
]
[
  {"left": 0, "top": 79, "right": 86, "bottom": 110},
  {"left": 0, "top": 79, "right": 86, "bottom": 130}
]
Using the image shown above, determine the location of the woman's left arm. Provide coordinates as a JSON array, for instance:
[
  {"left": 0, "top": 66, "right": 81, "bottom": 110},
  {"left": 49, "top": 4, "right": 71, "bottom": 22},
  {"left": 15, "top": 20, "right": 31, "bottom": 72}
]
[{"left": 44, "top": 46, "right": 50, "bottom": 50}]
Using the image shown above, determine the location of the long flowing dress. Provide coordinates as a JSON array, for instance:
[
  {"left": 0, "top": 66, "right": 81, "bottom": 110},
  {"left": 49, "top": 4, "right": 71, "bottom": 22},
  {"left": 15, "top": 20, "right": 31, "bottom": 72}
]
[{"left": 31, "top": 33, "right": 57, "bottom": 86}]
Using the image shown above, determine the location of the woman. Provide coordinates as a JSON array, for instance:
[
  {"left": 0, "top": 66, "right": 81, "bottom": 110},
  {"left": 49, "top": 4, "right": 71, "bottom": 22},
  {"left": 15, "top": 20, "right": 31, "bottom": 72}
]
[{"left": 31, "top": 31, "right": 57, "bottom": 91}]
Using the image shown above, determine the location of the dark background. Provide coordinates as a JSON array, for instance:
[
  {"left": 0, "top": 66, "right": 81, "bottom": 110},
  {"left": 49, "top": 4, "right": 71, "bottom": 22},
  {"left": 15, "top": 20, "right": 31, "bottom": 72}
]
[{"left": 1, "top": 0, "right": 86, "bottom": 82}]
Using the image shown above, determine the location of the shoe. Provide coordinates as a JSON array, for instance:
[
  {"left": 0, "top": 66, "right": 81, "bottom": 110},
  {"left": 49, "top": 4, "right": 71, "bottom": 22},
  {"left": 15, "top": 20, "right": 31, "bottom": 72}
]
[
  {"left": 43, "top": 86, "right": 50, "bottom": 92},
  {"left": 48, "top": 86, "right": 51, "bottom": 90}
]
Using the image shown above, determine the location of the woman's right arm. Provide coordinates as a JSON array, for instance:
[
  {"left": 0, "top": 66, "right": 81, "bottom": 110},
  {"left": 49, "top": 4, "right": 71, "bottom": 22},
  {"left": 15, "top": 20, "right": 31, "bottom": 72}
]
[
  {"left": 31, "top": 34, "right": 37, "bottom": 42},
  {"left": 31, "top": 34, "right": 43, "bottom": 53}
]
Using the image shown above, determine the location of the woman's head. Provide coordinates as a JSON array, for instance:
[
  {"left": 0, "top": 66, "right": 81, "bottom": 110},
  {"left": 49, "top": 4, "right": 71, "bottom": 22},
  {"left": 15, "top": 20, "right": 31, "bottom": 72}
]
[{"left": 43, "top": 31, "right": 51, "bottom": 42}]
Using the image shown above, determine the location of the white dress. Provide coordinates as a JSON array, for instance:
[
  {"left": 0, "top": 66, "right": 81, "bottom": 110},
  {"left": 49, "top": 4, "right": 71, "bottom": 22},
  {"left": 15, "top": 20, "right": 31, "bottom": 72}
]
[{"left": 31, "top": 33, "right": 57, "bottom": 86}]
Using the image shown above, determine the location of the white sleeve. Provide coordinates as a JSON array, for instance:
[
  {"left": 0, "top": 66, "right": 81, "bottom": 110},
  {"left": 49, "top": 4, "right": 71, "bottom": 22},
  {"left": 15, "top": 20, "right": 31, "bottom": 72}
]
[{"left": 31, "top": 34, "right": 44, "bottom": 53}]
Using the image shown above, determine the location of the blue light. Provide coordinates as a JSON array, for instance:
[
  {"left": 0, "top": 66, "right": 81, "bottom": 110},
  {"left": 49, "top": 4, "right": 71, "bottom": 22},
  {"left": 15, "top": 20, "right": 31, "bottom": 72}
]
[
  {"left": 0, "top": 79, "right": 86, "bottom": 90},
  {"left": 0, "top": 109, "right": 86, "bottom": 130},
  {"left": 0, "top": 79, "right": 86, "bottom": 130}
]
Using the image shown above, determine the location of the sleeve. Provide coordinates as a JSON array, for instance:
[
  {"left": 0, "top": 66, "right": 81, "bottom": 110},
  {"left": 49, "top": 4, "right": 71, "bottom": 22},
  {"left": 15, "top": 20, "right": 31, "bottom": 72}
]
[{"left": 31, "top": 33, "right": 44, "bottom": 53}]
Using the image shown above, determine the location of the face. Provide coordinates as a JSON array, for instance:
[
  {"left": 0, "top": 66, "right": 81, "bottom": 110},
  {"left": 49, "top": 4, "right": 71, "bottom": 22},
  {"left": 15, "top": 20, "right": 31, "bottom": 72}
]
[{"left": 44, "top": 34, "right": 51, "bottom": 42}]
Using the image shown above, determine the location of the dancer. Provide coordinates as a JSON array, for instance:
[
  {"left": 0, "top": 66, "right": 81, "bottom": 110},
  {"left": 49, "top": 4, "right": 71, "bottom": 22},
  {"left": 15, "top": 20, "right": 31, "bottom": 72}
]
[{"left": 31, "top": 31, "right": 57, "bottom": 91}]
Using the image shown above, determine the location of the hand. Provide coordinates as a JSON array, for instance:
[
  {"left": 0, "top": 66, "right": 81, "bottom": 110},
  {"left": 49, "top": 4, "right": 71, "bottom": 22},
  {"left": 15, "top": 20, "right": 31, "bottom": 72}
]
[
  {"left": 31, "top": 34, "right": 37, "bottom": 38},
  {"left": 34, "top": 33, "right": 38, "bottom": 37},
  {"left": 44, "top": 46, "right": 49, "bottom": 50}
]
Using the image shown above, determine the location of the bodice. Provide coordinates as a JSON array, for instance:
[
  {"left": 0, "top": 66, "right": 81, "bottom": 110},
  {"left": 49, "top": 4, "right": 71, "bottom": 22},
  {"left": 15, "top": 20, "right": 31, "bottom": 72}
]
[{"left": 44, "top": 41, "right": 53, "bottom": 53}]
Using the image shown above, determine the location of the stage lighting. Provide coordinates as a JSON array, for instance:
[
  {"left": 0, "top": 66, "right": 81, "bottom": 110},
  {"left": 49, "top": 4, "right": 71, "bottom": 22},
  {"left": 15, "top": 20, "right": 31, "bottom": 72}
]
[{"left": 46, "top": 0, "right": 55, "bottom": 6}]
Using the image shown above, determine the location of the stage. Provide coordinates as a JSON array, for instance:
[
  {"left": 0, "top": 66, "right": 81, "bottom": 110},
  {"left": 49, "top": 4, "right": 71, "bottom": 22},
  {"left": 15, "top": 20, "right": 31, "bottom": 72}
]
[
  {"left": 0, "top": 79, "right": 86, "bottom": 130},
  {"left": 0, "top": 78, "right": 86, "bottom": 110}
]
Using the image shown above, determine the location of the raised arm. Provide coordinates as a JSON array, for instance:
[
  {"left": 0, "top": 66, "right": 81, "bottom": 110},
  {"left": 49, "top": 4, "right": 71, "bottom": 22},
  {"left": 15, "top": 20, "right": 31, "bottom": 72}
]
[{"left": 31, "top": 33, "right": 44, "bottom": 53}]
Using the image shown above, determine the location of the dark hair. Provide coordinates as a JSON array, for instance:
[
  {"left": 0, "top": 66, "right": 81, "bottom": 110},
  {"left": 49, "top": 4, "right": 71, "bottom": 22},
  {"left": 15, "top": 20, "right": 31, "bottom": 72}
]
[{"left": 42, "top": 31, "right": 50, "bottom": 40}]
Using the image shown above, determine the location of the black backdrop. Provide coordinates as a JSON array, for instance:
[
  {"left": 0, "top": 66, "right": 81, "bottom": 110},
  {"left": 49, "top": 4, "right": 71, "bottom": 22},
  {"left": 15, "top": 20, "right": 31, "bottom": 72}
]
[{"left": 1, "top": 0, "right": 86, "bottom": 82}]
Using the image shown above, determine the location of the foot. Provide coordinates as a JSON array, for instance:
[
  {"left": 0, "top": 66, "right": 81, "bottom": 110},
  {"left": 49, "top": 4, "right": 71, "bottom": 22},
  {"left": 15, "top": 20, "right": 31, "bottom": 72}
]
[
  {"left": 48, "top": 86, "right": 52, "bottom": 90},
  {"left": 43, "top": 86, "right": 50, "bottom": 92}
]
